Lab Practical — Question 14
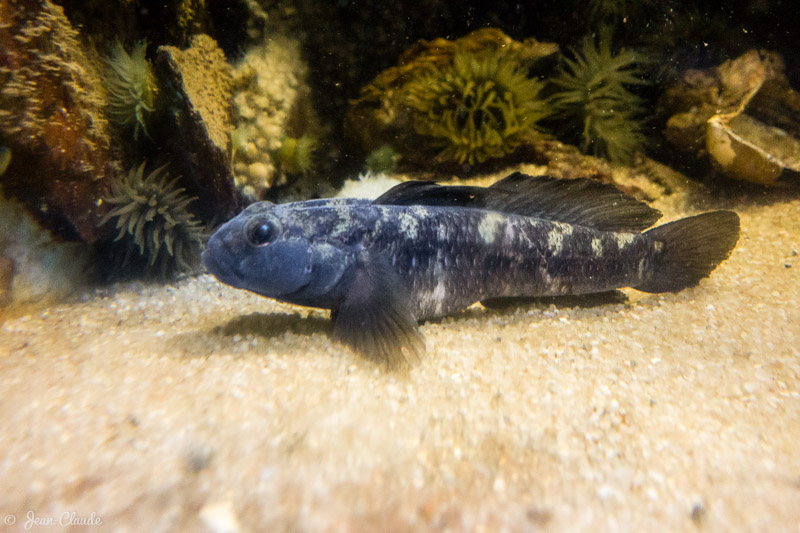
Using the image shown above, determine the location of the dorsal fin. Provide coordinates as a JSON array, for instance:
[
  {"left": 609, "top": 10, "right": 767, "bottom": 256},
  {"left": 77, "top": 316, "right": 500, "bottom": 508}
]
[
  {"left": 486, "top": 173, "right": 662, "bottom": 231},
  {"left": 374, "top": 172, "right": 662, "bottom": 232},
  {"left": 373, "top": 180, "right": 481, "bottom": 207}
]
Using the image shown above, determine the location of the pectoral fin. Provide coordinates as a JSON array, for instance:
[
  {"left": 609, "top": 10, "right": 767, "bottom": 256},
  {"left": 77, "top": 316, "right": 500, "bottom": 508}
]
[{"left": 332, "top": 252, "right": 424, "bottom": 368}]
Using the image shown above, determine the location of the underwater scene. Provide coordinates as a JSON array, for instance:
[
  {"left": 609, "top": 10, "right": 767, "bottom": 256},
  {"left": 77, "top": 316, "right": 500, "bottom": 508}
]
[{"left": 1, "top": 0, "right": 799, "bottom": 530}]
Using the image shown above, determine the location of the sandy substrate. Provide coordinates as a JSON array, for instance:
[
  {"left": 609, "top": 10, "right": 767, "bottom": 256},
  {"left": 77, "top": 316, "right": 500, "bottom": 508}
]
[{"left": 1, "top": 184, "right": 799, "bottom": 532}]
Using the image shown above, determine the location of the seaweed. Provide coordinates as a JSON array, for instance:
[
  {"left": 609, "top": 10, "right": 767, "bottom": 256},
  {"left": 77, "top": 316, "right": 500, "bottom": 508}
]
[
  {"left": 549, "top": 31, "right": 650, "bottom": 165},
  {"left": 103, "top": 41, "right": 158, "bottom": 140},
  {"left": 99, "top": 162, "right": 204, "bottom": 279},
  {"left": 406, "top": 49, "right": 550, "bottom": 165}
]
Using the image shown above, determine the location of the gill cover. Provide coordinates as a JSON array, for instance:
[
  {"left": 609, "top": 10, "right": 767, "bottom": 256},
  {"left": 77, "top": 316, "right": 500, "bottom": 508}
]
[{"left": 241, "top": 238, "right": 351, "bottom": 307}]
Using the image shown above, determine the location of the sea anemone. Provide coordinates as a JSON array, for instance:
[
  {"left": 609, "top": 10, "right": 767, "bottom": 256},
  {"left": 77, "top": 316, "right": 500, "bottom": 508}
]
[
  {"left": 273, "top": 134, "right": 317, "bottom": 175},
  {"left": 99, "top": 162, "right": 204, "bottom": 278},
  {"left": 549, "top": 31, "right": 649, "bottom": 164},
  {"left": 104, "top": 41, "right": 158, "bottom": 139},
  {"left": 406, "top": 49, "right": 550, "bottom": 165},
  {"left": 364, "top": 145, "right": 400, "bottom": 174}
]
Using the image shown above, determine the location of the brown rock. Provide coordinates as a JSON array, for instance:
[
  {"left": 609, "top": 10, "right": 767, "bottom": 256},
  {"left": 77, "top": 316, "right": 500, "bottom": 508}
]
[
  {"left": 0, "top": 0, "right": 118, "bottom": 242},
  {"left": 525, "top": 138, "right": 613, "bottom": 184},
  {"left": 0, "top": 256, "right": 13, "bottom": 307},
  {"left": 661, "top": 49, "right": 800, "bottom": 185},
  {"left": 157, "top": 34, "right": 238, "bottom": 221}
]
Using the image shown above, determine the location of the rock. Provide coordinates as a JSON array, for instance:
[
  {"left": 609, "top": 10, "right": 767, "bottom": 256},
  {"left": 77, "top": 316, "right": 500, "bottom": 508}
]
[
  {"left": 0, "top": 256, "right": 13, "bottom": 307},
  {"left": 0, "top": 146, "right": 10, "bottom": 176},
  {"left": 661, "top": 49, "right": 800, "bottom": 185},
  {"left": 0, "top": 0, "right": 118, "bottom": 243},
  {"left": 198, "top": 501, "right": 242, "bottom": 533},
  {"left": 706, "top": 79, "right": 800, "bottom": 185},
  {"left": 228, "top": 35, "right": 322, "bottom": 197},
  {"left": 525, "top": 138, "right": 613, "bottom": 183},
  {"left": 157, "top": 34, "right": 238, "bottom": 221},
  {"left": 0, "top": 192, "right": 93, "bottom": 305}
]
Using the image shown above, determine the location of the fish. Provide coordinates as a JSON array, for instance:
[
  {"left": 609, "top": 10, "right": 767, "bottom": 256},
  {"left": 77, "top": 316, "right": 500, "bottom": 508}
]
[{"left": 202, "top": 172, "right": 740, "bottom": 367}]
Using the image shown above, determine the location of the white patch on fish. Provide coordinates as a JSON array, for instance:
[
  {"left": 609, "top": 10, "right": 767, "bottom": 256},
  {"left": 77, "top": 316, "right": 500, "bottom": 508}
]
[
  {"left": 478, "top": 213, "right": 505, "bottom": 244},
  {"left": 398, "top": 210, "right": 420, "bottom": 238},
  {"left": 616, "top": 233, "right": 635, "bottom": 249},
  {"left": 546, "top": 223, "right": 573, "bottom": 255},
  {"left": 592, "top": 238, "right": 603, "bottom": 256}
]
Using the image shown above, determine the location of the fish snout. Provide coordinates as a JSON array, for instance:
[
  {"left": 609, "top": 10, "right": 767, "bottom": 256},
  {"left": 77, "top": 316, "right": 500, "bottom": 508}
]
[
  {"left": 202, "top": 230, "right": 239, "bottom": 283},
  {"left": 200, "top": 236, "right": 223, "bottom": 275}
]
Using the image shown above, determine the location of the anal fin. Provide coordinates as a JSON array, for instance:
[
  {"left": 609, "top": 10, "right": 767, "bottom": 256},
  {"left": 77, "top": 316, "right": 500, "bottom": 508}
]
[{"left": 481, "top": 290, "right": 628, "bottom": 310}]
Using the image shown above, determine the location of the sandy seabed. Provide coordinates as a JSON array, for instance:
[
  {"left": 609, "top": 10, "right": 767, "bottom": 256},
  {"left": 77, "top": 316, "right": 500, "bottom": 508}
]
[{"left": 1, "top": 185, "right": 799, "bottom": 532}]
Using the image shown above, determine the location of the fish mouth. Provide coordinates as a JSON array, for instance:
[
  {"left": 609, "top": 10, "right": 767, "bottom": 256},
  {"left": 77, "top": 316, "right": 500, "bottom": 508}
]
[
  {"left": 200, "top": 247, "right": 217, "bottom": 273},
  {"left": 201, "top": 245, "right": 241, "bottom": 287}
]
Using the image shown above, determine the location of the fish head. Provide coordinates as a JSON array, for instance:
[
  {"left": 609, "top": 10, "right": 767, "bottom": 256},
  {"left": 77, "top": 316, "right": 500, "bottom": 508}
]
[{"left": 202, "top": 202, "right": 354, "bottom": 307}]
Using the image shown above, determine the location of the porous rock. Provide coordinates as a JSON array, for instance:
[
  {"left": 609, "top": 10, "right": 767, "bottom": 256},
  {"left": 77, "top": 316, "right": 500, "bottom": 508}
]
[{"left": 229, "top": 35, "right": 320, "bottom": 197}]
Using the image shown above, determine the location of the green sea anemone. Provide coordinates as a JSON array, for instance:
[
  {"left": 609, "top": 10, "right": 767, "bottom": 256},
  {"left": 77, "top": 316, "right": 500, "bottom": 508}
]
[
  {"left": 104, "top": 41, "right": 158, "bottom": 140},
  {"left": 364, "top": 144, "right": 400, "bottom": 174},
  {"left": 406, "top": 49, "right": 550, "bottom": 165},
  {"left": 100, "top": 162, "right": 204, "bottom": 278},
  {"left": 273, "top": 134, "right": 317, "bottom": 175},
  {"left": 549, "top": 32, "right": 649, "bottom": 164}
]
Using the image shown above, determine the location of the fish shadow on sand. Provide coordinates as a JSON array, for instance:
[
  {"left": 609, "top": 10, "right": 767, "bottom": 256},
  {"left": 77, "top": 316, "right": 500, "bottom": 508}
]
[
  {"left": 172, "top": 293, "right": 630, "bottom": 360},
  {"left": 222, "top": 293, "right": 628, "bottom": 338},
  {"left": 169, "top": 312, "right": 332, "bottom": 359},
  {"left": 172, "top": 293, "right": 631, "bottom": 359},
  {"left": 220, "top": 312, "right": 331, "bottom": 339}
]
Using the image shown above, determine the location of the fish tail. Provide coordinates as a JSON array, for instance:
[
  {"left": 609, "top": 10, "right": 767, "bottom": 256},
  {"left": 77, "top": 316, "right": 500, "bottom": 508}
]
[{"left": 636, "top": 211, "right": 740, "bottom": 293}]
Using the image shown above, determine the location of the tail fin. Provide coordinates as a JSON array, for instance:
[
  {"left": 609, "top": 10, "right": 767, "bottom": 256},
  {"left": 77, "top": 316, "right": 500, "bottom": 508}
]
[{"left": 636, "top": 211, "right": 740, "bottom": 293}]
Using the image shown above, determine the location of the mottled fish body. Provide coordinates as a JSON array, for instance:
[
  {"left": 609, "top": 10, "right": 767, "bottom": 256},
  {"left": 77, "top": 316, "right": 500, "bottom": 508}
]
[{"left": 203, "top": 173, "right": 740, "bottom": 366}]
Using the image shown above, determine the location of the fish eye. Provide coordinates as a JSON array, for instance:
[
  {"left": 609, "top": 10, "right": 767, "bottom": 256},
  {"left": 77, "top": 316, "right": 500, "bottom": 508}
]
[{"left": 247, "top": 221, "right": 274, "bottom": 246}]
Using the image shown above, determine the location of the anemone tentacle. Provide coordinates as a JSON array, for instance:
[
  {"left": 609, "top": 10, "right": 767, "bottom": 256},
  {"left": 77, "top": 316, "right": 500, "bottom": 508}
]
[
  {"left": 549, "top": 32, "right": 650, "bottom": 164},
  {"left": 406, "top": 49, "right": 550, "bottom": 165},
  {"left": 100, "top": 162, "right": 204, "bottom": 278},
  {"left": 104, "top": 41, "right": 158, "bottom": 140}
]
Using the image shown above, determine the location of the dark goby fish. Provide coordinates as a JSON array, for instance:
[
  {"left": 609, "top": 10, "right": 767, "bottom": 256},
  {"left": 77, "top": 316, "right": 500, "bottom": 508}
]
[{"left": 202, "top": 173, "right": 740, "bottom": 367}]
